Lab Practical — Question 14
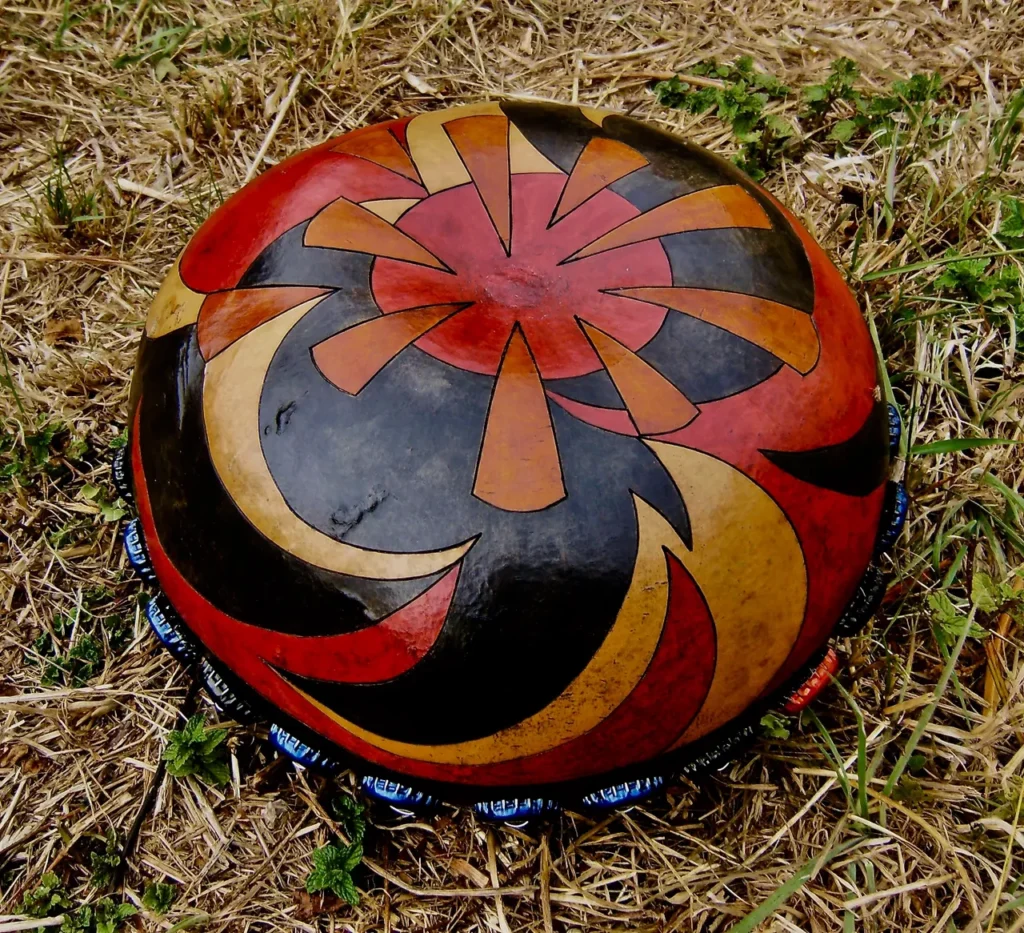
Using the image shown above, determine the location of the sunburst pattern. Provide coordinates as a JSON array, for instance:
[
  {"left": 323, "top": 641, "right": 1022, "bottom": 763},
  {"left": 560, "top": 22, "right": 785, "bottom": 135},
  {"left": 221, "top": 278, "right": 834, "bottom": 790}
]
[{"left": 195, "top": 108, "right": 821, "bottom": 513}]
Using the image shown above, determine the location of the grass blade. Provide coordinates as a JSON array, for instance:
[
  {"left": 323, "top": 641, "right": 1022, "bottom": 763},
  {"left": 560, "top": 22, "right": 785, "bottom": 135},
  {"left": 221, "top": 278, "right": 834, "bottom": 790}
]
[
  {"left": 910, "top": 437, "right": 1021, "bottom": 455},
  {"left": 725, "top": 838, "right": 863, "bottom": 933},
  {"left": 882, "top": 602, "right": 978, "bottom": 796}
]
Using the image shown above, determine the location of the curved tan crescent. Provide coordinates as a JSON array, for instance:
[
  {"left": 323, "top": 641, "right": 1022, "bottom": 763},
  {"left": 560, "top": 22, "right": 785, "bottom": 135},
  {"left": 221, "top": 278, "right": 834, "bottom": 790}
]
[
  {"left": 202, "top": 296, "right": 475, "bottom": 580},
  {"left": 643, "top": 441, "right": 808, "bottom": 747},
  {"left": 288, "top": 494, "right": 689, "bottom": 764}
]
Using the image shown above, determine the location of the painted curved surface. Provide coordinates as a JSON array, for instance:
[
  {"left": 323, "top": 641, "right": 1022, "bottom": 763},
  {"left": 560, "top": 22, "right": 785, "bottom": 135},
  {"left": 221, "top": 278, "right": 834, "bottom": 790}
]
[
  {"left": 131, "top": 101, "right": 889, "bottom": 790},
  {"left": 202, "top": 296, "right": 476, "bottom": 581}
]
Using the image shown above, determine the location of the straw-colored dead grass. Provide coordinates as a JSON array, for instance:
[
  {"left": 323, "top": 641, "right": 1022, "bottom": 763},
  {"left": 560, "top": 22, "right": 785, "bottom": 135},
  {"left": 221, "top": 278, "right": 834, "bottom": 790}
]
[{"left": 2, "top": 1, "right": 1024, "bottom": 930}]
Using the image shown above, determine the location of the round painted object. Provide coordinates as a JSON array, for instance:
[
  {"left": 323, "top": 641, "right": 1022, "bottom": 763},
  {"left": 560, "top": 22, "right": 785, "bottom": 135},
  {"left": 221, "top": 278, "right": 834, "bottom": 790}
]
[{"left": 124, "top": 102, "right": 904, "bottom": 811}]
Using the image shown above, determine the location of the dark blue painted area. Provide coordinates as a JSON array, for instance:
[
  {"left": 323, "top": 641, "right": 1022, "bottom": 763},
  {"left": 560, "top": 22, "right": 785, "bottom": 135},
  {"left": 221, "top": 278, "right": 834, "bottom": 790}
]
[
  {"left": 661, "top": 227, "right": 814, "bottom": 313},
  {"left": 259, "top": 295, "right": 691, "bottom": 744},
  {"left": 545, "top": 366, "right": 626, "bottom": 408},
  {"left": 639, "top": 309, "right": 783, "bottom": 403},
  {"left": 760, "top": 400, "right": 890, "bottom": 497},
  {"left": 237, "top": 221, "right": 374, "bottom": 290}
]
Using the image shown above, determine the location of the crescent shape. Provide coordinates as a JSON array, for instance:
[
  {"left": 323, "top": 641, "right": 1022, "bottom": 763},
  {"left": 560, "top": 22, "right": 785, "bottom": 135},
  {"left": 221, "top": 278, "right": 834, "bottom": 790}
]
[
  {"left": 202, "top": 295, "right": 476, "bottom": 580},
  {"left": 642, "top": 441, "right": 808, "bottom": 747},
  {"left": 284, "top": 493, "right": 691, "bottom": 765}
]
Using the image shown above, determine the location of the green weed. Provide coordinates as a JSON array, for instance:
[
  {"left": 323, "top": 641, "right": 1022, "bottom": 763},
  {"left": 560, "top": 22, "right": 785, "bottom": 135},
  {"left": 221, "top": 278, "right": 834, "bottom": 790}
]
[
  {"left": 80, "top": 483, "right": 127, "bottom": 523},
  {"left": 88, "top": 829, "right": 122, "bottom": 889},
  {"left": 60, "top": 898, "right": 136, "bottom": 933},
  {"left": 330, "top": 793, "right": 367, "bottom": 845},
  {"left": 185, "top": 167, "right": 225, "bottom": 228},
  {"left": 28, "top": 599, "right": 131, "bottom": 687},
  {"left": 654, "top": 56, "right": 950, "bottom": 180},
  {"left": 1, "top": 419, "right": 87, "bottom": 488},
  {"left": 42, "top": 143, "right": 103, "bottom": 237},
  {"left": 22, "top": 872, "right": 72, "bottom": 919},
  {"left": 142, "top": 881, "right": 177, "bottom": 915},
  {"left": 306, "top": 841, "right": 363, "bottom": 906},
  {"left": 759, "top": 711, "right": 791, "bottom": 740},
  {"left": 926, "top": 590, "right": 989, "bottom": 653},
  {"left": 804, "top": 58, "right": 946, "bottom": 148},
  {"left": 163, "top": 714, "right": 230, "bottom": 785},
  {"left": 654, "top": 57, "right": 794, "bottom": 180},
  {"left": 113, "top": 21, "right": 194, "bottom": 80}
]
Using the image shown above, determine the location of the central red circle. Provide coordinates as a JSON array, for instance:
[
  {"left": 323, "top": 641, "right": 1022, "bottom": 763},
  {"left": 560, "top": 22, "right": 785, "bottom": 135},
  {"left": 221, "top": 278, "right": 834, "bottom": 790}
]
[{"left": 371, "top": 174, "right": 672, "bottom": 380}]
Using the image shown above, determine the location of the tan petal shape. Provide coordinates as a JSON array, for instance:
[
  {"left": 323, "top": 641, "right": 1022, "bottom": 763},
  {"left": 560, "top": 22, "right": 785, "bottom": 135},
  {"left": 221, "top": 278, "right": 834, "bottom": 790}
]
[
  {"left": 553, "top": 137, "right": 648, "bottom": 222},
  {"left": 473, "top": 325, "right": 566, "bottom": 511},
  {"left": 312, "top": 304, "right": 467, "bottom": 395},
  {"left": 445, "top": 115, "right": 512, "bottom": 252},
  {"left": 305, "top": 197, "right": 448, "bottom": 270},
  {"left": 359, "top": 198, "right": 421, "bottom": 223},
  {"left": 146, "top": 258, "right": 205, "bottom": 338},
  {"left": 566, "top": 184, "right": 771, "bottom": 261},
  {"left": 611, "top": 286, "right": 820, "bottom": 373},
  {"left": 578, "top": 319, "right": 698, "bottom": 435}
]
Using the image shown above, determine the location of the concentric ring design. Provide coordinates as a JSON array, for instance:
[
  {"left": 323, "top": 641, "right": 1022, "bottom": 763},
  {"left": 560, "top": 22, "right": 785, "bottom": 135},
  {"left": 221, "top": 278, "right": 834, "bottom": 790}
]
[{"left": 130, "top": 101, "right": 889, "bottom": 793}]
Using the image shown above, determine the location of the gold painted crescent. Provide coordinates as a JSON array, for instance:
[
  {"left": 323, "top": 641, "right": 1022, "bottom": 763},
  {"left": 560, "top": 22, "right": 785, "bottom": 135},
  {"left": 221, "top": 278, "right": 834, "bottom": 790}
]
[
  {"left": 289, "top": 494, "right": 689, "bottom": 765},
  {"left": 202, "top": 296, "right": 475, "bottom": 580},
  {"left": 146, "top": 257, "right": 205, "bottom": 338},
  {"left": 643, "top": 441, "right": 808, "bottom": 747}
]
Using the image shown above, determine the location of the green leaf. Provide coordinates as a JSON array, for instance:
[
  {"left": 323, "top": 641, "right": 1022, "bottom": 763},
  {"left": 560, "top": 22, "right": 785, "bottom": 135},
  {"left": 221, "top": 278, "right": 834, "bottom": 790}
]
[
  {"left": 306, "top": 842, "right": 363, "bottom": 906},
  {"left": 972, "top": 573, "right": 997, "bottom": 614},
  {"left": 999, "top": 196, "right": 1024, "bottom": 242},
  {"left": 89, "top": 828, "right": 122, "bottom": 888},
  {"left": 910, "top": 436, "right": 1021, "bottom": 456},
  {"left": 337, "top": 873, "right": 359, "bottom": 906},
  {"left": 764, "top": 113, "right": 796, "bottom": 138},
  {"left": 163, "top": 714, "right": 230, "bottom": 784},
  {"left": 154, "top": 56, "right": 179, "bottom": 82},
  {"left": 22, "top": 872, "right": 72, "bottom": 918},
  {"left": 760, "top": 711, "right": 790, "bottom": 740},
  {"left": 143, "top": 882, "right": 178, "bottom": 915},
  {"left": 927, "top": 592, "right": 987, "bottom": 650},
  {"left": 99, "top": 501, "right": 126, "bottom": 523},
  {"left": 331, "top": 793, "right": 367, "bottom": 845},
  {"left": 92, "top": 898, "right": 137, "bottom": 933},
  {"left": 829, "top": 119, "right": 859, "bottom": 143}
]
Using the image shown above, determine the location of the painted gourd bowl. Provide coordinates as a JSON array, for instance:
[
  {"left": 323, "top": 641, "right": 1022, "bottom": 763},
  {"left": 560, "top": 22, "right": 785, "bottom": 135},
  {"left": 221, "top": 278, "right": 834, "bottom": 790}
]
[{"left": 118, "top": 101, "right": 906, "bottom": 819}]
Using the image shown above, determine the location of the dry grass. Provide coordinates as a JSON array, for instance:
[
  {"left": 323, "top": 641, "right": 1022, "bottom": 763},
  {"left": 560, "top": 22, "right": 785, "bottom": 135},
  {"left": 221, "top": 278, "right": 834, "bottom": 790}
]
[{"left": 2, "top": 1, "right": 1024, "bottom": 930}]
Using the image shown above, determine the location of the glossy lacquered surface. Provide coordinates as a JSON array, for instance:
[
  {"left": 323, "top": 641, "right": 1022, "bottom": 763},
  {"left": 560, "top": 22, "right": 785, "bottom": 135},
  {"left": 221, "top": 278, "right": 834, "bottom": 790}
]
[{"left": 128, "top": 101, "right": 890, "bottom": 796}]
